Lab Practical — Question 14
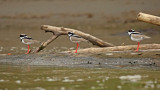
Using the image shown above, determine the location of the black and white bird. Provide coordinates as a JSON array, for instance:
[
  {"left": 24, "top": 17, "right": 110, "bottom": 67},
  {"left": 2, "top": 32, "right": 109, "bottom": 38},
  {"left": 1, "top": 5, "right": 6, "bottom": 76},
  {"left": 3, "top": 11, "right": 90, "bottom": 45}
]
[
  {"left": 19, "top": 34, "right": 41, "bottom": 54},
  {"left": 128, "top": 29, "right": 150, "bottom": 51},
  {"left": 68, "top": 32, "right": 88, "bottom": 53}
]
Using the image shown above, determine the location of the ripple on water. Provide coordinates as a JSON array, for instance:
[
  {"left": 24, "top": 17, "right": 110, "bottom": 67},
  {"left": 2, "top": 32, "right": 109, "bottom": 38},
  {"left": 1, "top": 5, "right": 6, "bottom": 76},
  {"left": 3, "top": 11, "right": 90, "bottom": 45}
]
[
  {"left": 76, "top": 79, "right": 84, "bottom": 82},
  {"left": 62, "top": 77, "right": 75, "bottom": 83},
  {"left": 119, "top": 75, "right": 141, "bottom": 82},
  {"left": 60, "top": 87, "right": 65, "bottom": 90},
  {"left": 144, "top": 80, "right": 155, "bottom": 89},
  {"left": 0, "top": 79, "right": 5, "bottom": 82},
  {"left": 62, "top": 79, "right": 75, "bottom": 83},
  {"left": 105, "top": 77, "right": 109, "bottom": 80},
  {"left": 46, "top": 77, "right": 58, "bottom": 82},
  {"left": 117, "top": 85, "right": 122, "bottom": 89},
  {"left": 91, "top": 86, "right": 96, "bottom": 89},
  {"left": 157, "top": 84, "right": 160, "bottom": 88},
  {"left": 96, "top": 80, "right": 100, "bottom": 83},
  {"left": 34, "top": 78, "right": 41, "bottom": 82},
  {"left": 0, "top": 79, "right": 9, "bottom": 82},
  {"left": 15, "top": 80, "right": 21, "bottom": 84},
  {"left": 35, "top": 87, "right": 46, "bottom": 90}
]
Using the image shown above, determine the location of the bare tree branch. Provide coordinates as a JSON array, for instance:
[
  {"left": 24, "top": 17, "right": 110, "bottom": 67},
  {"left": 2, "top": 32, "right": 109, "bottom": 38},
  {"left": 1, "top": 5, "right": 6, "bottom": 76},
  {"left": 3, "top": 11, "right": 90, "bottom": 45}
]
[
  {"left": 35, "top": 35, "right": 59, "bottom": 53},
  {"left": 35, "top": 25, "right": 115, "bottom": 53}
]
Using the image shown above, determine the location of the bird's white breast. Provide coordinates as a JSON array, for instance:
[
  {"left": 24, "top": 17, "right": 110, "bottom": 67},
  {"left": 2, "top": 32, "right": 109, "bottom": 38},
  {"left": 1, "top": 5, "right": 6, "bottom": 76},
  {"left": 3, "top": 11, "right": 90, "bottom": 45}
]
[
  {"left": 70, "top": 37, "right": 81, "bottom": 43},
  {"left": 22, "top": 39, "right": 33, "bottom": 44},
  {"left": 131, "top": 35, "right": 143, "bottom": 42}
]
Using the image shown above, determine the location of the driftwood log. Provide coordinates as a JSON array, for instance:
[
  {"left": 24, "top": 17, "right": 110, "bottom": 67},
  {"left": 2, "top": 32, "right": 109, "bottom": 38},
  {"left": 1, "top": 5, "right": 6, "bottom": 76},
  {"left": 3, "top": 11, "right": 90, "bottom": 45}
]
[
  {"left": 137, "top": 12, "right": 160, "bottom": 26},
  {"left": 34, "top": 12, "right": 160, "bottom": 54},
  {"left": 35, "top": 25, "right": 115, "bottom": 53},
  {"left": 62, "top": 44, "right": 160, "bottom": 54}
]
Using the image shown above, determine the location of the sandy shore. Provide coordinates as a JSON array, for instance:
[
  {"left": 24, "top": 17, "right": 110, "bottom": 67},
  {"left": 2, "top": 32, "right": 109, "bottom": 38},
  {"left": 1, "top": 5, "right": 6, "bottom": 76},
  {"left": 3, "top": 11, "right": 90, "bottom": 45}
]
[{"left": 0, "top": 53, "right": 159, "bottom": 69}]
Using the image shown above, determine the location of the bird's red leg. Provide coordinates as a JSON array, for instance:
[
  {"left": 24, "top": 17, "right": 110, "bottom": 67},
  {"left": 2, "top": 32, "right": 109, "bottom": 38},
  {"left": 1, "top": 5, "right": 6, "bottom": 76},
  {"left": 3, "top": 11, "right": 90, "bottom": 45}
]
[
  {"left": 26, "top": 45, "right": 30, "bottom": 54},
  {"left": 135, "top": 42, "right": 140, "bottom": 52},
  {"left": 75, "top": 43, "right": 79, "bottom": 53}
]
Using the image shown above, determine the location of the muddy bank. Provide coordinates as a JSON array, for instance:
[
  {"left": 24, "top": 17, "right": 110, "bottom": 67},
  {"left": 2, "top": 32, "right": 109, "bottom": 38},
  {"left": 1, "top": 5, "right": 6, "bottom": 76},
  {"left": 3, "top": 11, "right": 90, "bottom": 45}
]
[{"left": 0, "top": 53, "right": 160, "bottom": 69}]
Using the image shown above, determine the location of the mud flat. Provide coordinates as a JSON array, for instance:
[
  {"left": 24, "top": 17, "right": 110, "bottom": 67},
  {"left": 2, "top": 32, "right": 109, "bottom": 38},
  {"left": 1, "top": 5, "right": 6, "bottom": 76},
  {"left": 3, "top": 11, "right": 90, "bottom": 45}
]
[{"left": 0, "top": 51, "right": 160, "bottom": 69}]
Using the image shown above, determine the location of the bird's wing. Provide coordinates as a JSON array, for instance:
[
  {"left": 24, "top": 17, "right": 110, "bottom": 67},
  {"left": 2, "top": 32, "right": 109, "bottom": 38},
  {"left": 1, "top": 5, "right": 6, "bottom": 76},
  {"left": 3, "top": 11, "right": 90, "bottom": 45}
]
[
  {"left": 131, "top": 34, "right": 150, "bottom": 39},
  {"left": 131, "top": 34, "right": 143, "bottom": 39},
  {"left": 70, "top": 36, "right": 88, "bottom": 42},
  {"left": 23, "top": 39, "right": 41, "bottom": 44},
  {"left": 73, "top": 35, "right": 82, "bottom": 38},
  {"left": 24, "top": 36, "right": 32, "bottom": 40},
  {"left": 132, "top": 32, "right": 143, "bottom": 35},
  {"left": 142, "top": 35, "right": 151, "bottom": 39}
]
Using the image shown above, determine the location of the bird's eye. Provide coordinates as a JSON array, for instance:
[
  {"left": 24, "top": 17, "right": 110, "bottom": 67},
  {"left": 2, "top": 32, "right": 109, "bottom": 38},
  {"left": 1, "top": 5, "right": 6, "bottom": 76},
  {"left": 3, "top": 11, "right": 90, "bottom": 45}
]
[
  {"left": 129, "top": 29, "right": 134, "bottom": 32},
  {"left": 68, "top": 32, "right": 73, "bottom": 34}
]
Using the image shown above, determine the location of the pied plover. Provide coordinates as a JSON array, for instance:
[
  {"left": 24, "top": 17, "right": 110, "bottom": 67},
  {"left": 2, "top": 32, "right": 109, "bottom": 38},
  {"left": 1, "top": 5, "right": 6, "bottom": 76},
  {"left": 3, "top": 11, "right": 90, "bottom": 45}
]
[
  {"left": 68, "top": 32, "right": 88, "bottom": 53},
  {"left": 128, "top": 29, "right": 150, "bottom": 51},
  {"left": 19, "top": 34, "right": 41, "bottom": 54}
]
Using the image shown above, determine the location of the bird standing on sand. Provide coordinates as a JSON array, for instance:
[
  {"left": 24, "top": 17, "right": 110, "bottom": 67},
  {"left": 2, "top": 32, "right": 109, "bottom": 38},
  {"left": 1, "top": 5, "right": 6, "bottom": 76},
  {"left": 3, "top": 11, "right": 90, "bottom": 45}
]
[
  {"left": 68, "top": 32, "right": 88, "bottom": 53},
  {"left": 19, "top": 34, "right": 41, "bottom": 54},
  {"left": 128, "top": 29, "right": 150, "bottom": 51}
]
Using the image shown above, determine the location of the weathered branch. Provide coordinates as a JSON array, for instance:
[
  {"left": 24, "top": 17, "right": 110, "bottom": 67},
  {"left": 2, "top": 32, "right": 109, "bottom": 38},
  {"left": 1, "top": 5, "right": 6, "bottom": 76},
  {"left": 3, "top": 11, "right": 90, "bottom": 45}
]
[
  {"left": 35, "top": 35, "right": 59, "bottom": 53},
  {"left": 62, "top": 44, "right": 160, "bottom": 54},
  {"left": 35, "top": 25, "right": 115, "bottom": 53},
  {"left": 137, "top": 12, "right": 160, "bottom": 26},
  {"left": 42, "top": 25, "right": 114, "bottom": 46}
]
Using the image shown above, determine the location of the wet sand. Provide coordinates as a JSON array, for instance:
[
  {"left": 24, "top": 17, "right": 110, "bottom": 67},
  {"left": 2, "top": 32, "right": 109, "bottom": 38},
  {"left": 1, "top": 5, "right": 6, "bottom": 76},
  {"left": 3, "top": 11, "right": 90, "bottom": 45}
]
[{"left": 0, "top": 51, "right": 160, "bottom": 69}]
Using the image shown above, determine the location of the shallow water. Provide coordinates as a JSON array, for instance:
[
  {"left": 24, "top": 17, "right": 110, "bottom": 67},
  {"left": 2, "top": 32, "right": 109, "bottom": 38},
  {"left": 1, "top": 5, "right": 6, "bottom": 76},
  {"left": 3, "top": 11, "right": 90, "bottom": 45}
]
[{"left": 0, "top": 64, "right": 160, "bottom": 90}]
